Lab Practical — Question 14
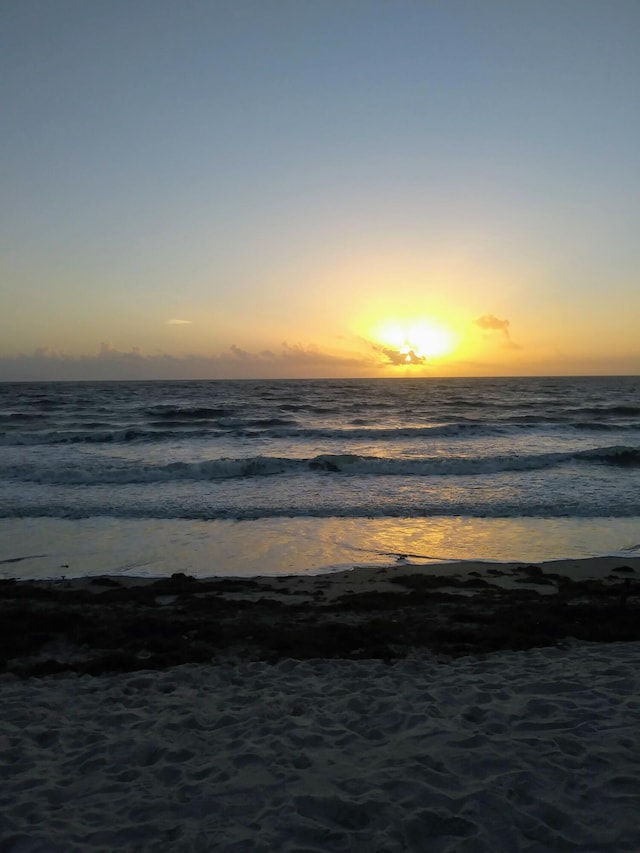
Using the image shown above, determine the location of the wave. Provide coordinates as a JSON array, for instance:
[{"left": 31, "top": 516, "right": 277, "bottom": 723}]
[
  {"left": 2, "top": 416, "right": 639, "bottom": 445},
  {"left": 4, "top": 446, "right": 639, "bottom": 486},
  {"left": 0, "top": 421, "right": 572, "bottom": 446},
  {"left": 576, "top": 446, "right": 640, "bottom": 466},
  {"left": 0, "top": 427, "right": 216, "bottom": 445},
  {"left": 3, "top": 500, "right": 640, "bottom": 521},
  {"left": 0, "top": 412, "right": 46, "bottom": 422},
  {"left": 144, "top": 405, "right": 233, "bottom": 418},
  {"left": 568, "top": 404, "right": 640, "bottom": 417}
]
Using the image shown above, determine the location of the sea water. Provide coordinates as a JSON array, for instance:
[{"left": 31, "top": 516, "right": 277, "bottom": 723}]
[{"left": 1, "top": 376, "right": 639, "bottom": 578}]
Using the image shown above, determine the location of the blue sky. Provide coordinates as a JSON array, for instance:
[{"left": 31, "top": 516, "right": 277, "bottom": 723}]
[{"left": 2, "top": 0, "right": 639, "bottom": 379}]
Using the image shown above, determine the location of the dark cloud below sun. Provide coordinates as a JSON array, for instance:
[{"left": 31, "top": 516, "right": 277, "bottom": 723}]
[{"left": 380, "top": 347, "right": 426, "bottom": 366}]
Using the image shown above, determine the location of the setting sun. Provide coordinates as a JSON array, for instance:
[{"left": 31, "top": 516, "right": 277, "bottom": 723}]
[{"left": 373, "top": 319, "right": 458, "bottom": 364}]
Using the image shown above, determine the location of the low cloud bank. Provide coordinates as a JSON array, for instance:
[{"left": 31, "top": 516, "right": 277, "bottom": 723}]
[{"left": 0, "top": 342, "right": 377, "bottom": 381}]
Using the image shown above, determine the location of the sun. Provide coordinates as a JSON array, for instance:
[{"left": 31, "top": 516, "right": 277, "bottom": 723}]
[{"left": 374, "top": 319, "right": 457, "bottom": 363}]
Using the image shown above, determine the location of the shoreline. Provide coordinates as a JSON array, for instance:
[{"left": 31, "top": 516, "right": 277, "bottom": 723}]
[
  {"left": 4, "top": 516, "right": 640, "bottom": 582},
  {"left": 3, "top": 556, "right": 639, "bottom": 678}
]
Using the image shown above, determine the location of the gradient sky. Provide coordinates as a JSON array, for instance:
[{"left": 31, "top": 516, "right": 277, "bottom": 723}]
[{"left": 2, "top": 0, "right": 639, "bottom": 380}]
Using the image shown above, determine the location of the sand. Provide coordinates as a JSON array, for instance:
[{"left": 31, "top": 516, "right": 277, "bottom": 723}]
[
  {"left": 2, "top": 558, "right": 640, "bottom": 851},
  {"left": 2, "top": 643, "right": 640, "bottom": 851}
]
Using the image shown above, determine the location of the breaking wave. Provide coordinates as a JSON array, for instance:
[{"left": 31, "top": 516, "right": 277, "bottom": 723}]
[{"left": 4, "top": 446, "right": 639, "bottom": 485}]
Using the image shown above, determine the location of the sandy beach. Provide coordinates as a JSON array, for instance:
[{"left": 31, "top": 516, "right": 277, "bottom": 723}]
[{"left": 2, "top": 558, "right": 640, "bottom": 851}]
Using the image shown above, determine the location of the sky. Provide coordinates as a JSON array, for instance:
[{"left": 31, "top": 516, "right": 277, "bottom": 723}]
[{"left": 2, "top": 0, "right": 639, "bottom": 380}]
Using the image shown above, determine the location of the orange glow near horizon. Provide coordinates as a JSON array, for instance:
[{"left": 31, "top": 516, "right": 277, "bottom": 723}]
[{"left": 372, "top": 318, "right": 458, "bottom": 364}]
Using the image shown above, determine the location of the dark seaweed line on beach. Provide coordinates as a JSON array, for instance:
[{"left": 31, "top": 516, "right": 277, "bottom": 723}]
[{"left": 1, "top": 568, "right": 639, "bottom": 679}]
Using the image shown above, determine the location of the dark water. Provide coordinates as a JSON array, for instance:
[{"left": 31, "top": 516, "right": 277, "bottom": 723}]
[{"left": 2, "top": 376, "right": 640, "bottom": 577}]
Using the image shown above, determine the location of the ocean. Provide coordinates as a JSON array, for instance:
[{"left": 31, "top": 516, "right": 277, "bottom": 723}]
[{"left": 1, "top": 376, "right": 640, "bottom": 579}]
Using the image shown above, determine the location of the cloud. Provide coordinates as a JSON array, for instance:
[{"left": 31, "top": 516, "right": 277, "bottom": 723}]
[
  {"left": 167, "top": 318, "right": 192, "bottom": 325},
  {"left": 475, "top": 314, "right": 510, "bottom": 333},
  {"left": 0, "top": 342, "right": 376, "bottom": 381},
  {"left": 280, "top": 341, "right": 369, "bottom": 367},
  {"left": 379, "top": 346, "right": 426, "bottom": 366},
  {"left": 99, "top": 341, "right": 142, "bottom": 359},
  {"left": 230, "top": 344, "right": 252, "bottom": 360},
  {"left": 474, "top": 314, "right": 520, "bottom": 349},
  {"left": 366, "top": 340, "right": 427, "bottom": 366}
]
